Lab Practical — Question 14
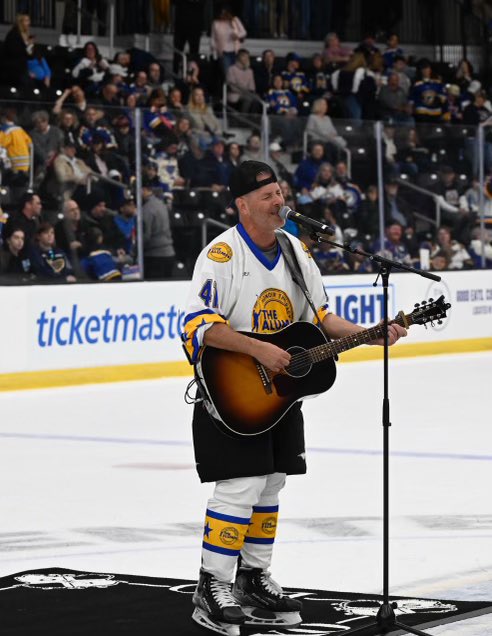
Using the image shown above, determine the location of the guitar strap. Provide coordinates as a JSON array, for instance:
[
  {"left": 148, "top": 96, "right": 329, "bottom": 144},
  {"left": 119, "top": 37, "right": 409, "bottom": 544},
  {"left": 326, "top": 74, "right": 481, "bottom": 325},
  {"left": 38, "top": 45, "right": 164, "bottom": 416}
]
[{"left": 276, "top": 230, "right": 334, "bottom": 346}]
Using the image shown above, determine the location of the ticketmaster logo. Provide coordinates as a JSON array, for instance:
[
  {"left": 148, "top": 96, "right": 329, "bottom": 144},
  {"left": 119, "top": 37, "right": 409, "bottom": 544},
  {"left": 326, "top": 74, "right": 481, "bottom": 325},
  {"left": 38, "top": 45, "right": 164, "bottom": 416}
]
[{"left": 36, "top": 304, "right": 185, "bottom": 347}]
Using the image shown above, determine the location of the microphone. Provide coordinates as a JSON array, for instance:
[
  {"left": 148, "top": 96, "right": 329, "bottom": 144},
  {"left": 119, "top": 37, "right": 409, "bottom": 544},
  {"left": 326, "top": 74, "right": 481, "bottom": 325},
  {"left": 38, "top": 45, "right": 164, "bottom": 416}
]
[{"left": 279, "top": 206, "right": 336, "bottom": 235}]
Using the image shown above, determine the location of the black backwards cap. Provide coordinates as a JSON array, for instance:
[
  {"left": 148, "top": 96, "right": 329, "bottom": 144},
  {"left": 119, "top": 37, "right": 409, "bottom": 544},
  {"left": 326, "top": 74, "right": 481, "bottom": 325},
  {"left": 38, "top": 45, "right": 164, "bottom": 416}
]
[{"left": 229, "top": 160, "right": 278, "bottom": 199}]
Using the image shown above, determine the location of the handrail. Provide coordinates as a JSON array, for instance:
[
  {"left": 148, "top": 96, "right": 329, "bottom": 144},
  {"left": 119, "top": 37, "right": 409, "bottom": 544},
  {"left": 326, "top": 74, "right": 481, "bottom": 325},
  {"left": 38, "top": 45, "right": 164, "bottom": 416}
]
[
  {"left": 159, "top": 40, "right": 187, "bottom": 80},
  {"left": 396, "top": 178, "right": 444, "bottom": 228},
  {"left": 86, "top": 170, "right": 129, "bottom": 194},
  {"left": 201, "top": 217, "right": 230, "bottom": 250}
]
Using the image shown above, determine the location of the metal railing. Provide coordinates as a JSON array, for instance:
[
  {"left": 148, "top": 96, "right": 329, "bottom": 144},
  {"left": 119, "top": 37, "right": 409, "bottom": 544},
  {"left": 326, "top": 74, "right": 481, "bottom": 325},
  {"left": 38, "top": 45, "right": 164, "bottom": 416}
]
[{"left": 201, "top": 218, "right": 230, "bottom": 250}]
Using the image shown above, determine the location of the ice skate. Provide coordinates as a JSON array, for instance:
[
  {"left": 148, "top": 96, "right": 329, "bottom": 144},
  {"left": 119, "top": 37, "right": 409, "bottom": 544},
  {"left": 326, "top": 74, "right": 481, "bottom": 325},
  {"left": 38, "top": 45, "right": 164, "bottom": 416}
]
[
  {"left": 232, "top": 566, "right": 303, "bottom": 627},
  {"left": 192, "top": 568, "right": 246, "bottom": 635}
]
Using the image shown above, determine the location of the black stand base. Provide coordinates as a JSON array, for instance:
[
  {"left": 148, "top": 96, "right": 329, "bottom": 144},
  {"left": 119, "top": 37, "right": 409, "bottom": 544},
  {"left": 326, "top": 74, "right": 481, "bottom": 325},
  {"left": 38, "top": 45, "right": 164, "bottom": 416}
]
[{"left": 340, "top": 602, "right": 431, "bottom": 635}]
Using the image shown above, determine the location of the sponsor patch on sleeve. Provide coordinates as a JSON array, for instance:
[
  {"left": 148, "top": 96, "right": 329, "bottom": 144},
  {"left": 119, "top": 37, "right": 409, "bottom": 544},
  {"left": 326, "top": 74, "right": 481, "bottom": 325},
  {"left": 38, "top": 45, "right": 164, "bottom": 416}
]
[{"left": 207, "top": 242, "right": 233, "bottom": 263}]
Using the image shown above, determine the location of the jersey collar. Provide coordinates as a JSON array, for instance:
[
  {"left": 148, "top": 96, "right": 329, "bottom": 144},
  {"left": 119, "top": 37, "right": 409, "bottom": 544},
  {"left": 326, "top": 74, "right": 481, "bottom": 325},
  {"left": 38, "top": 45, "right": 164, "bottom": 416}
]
[{"left": 237, "top": 223, "right": 281, "bottom": 271}]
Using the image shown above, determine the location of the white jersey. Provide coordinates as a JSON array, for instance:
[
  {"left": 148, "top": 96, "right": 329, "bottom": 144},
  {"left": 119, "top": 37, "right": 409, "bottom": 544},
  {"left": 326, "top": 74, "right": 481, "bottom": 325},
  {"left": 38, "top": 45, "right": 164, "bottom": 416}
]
[{"left": 183, "top": 223, "right": 330, "bottom": 362}]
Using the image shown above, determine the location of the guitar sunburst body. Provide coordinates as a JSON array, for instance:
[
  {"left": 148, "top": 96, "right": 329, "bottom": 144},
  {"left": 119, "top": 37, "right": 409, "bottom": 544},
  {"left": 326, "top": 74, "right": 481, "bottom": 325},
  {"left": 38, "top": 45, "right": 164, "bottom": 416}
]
[{"left": 197, "top": 322, "right": 336, "bottom": 436}]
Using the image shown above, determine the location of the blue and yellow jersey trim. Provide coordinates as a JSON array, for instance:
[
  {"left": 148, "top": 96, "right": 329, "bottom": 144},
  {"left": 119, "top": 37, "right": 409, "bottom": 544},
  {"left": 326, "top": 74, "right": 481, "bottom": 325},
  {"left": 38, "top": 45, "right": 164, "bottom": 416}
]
[
  {"left": 182, "top": 309, "right": 228, "bottom": 362},
  {"left": 314, "top": 302, "right": 330, "bottom": 325},
  {"left": 203, "top": 509, "right": 251, "bottom": 557},
  {"left": 244, "top": 505, "right": 278, "bottom": 545}
]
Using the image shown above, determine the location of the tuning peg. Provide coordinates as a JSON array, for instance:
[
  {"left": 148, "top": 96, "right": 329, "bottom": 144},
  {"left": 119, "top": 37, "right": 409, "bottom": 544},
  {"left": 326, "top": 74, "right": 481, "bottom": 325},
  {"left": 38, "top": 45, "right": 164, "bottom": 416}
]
[
  {"left": 421, "top": 300, "right": 427, "bottom": 305},
  {"left": 430, "top": 320, "right": 435, "bottom": 327},
  {"left": 423, "top": 323, "right": 428, "bottom": 329},
  {"left": 437, "top": 319, "right": 442, "bottom": 325},
  {"left": 429, "top": 297, "right": 434, "bottom": 302},
  {"left": 414, "top": 303, "right": 420, "bottom": 308}
]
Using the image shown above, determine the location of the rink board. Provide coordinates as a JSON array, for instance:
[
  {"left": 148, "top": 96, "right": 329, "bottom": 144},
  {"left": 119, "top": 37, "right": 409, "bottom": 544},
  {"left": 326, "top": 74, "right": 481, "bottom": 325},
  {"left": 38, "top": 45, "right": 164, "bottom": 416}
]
[{"left": 0, "top": 270, "right": 490, "bottom": 390}]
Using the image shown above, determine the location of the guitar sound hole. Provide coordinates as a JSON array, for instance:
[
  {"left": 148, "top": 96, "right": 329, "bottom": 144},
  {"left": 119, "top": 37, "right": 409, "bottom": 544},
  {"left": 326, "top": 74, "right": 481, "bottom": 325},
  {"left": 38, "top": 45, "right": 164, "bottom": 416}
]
[{"left": 285, "top": 346, "right": 312, "bottom": 378}]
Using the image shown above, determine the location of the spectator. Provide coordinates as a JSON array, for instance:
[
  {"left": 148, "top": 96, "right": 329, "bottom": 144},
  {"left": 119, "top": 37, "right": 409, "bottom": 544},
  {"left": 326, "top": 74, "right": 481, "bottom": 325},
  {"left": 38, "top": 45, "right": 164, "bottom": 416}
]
[
  {"left": 141, "top": 178, "right": 175, "bottom": 279},
  {"left": 143, "top": 89, "right": 176, "bottom": 142},
  {"left": 427, "top": 225, "right": 473, "bottom": 270},
  {"left": 27, "top": 42, "right": 52, "bottom": 92},
  {"left": 224, "top": 141, "right": 242, "bottom": 172},
  {"left": 179, "top": 59, "right": 204, "bottom": 103},
  {"left": 306, "top": 53, "right": 331, "bottom": 99},
  {"left": 254, "top": 49, "right": 279, "bottom": 98},
  {"left": 55, "top": 199, "right": 89, "bottom": 266},
  {"left": 0, "top": 228, "right": 33, "bottom": 279},
  {"left": 293, "top": 142, "right": 325, "bottom": 193},
  {"left": 80, "top": 192, "right": 121, "bottom": 252},
  {"left": 410, "top": 59, "right": 447, "bottom": 122},
  {"left": 240, "top": 133, "right": 263, "bottom": 163},
  {"left": 210, "top": 4, "right": 247, "bottom": 76},
  {"left": 85, "top": 133, "right": 128, "bottom": 182},
  {"left": 359, "top": 184, "right": 380, "bottom": 238},
  {"left": 92, "top": 82, "right": 124, "bottom": 114},
  {"left": 56, "top": 109, "right": 82, "bottom": 151},
  {"left": 30, "top": 110, "right": 64, "bottom": 181},
  {"left": 429, "top": 249, "right": 450, "bottom": 271},
  {"left": 52, "top": 85, "right": 89, "bottom": 117},
  {"left": 0, "top": 107, "right": 32, "bottom": 179},
  {"left": 445, "top": 84, "right": 463, "bottom": 123},
  {"left": 30, "top": 222, "right": 76, "bottom": 282},
  {"left": 79, "top": 106, "right": 117, "bottom": 151},
  {"left": 430, "top": 165, "right": 470, "bottom": 238},
  {"left": 391, "top": 55, "right": 411, "bottom": 96},
  {"left": 378, "top": 73, "right": 414, "bottom": 125},
  {"left": 112, "top": 196, "right": 137, "bottom": 261},
  {"left": 384, "top": 178, "right": 414, "bottom": 228},
  {"left": 395, "top": 126, "right": 430, "bottom": 174},
  {"left": 372, "top": 221, "right": 412, "bottom": 264},
  {"left": 168, "top": 87, "right": 186, "bottom": 114},
  {"left": 354, "top": 32, "right": 380, "bottom": 62},
  {"left": 305, "top": 98, "right": 347, "bottom": 161},
  {"left": 207, "top": 137, "right": 230, "bottom": 188},
  {"left": 71, "top": 41, "right": 109, "bottom": 90},
  {"left": 173, "top": 0, "right": 205, "bottom": 75},
  {"left": 454, "top": 59, "right": 475, "bottom": 94},
  {"left": 382, "top": 33, "right": 404, "bottom": 69},
  {"left": 322, "top": 32, "right": 352, "bottom": 68},
  {"left": 226, "top": 49, "right": 259, "bottom": 113},
  {"left": 128, "top": 71, "right": 152, "bottom": 105},
  {"left": 113, "top": 114, "right": 135, "bottom": 164},
  {"left": 154, "top": 135, "right": 186, "bottom": 192},
  {"left": 53, "top": 140, "right": 92, "bottom": 201},
  {"left": 269, "top": 142, "right": 293, "bottom": 186},
  {"left": 174, "top": 115, "right": 194, "bottom": 157},
  {"left": 267, "top": 73, "right": 298, "bottom": 115},
  {"left": 281, "top": 52, "right": 310, "bottom": 107},
  {"left": 3, "top": 192, "right": 42, "bottom": 252},
  {"left": 185, "top": 87, "right": 222, "bottom": 143},
  {"left": 462, "top": 90, "right": 492, "bottom": 177},
  {"left": 147, "top": 62, "right": 166, "bottom": 91},
  {"left": 469, "top": 226, "right": 492, "bottom": 267},
  {"left": 330, "top": 52, "right": 368, "bottom": 120},
  {"left": 2, "top": 13, "right": 33, "bottom": 90},
  {"left": 80, "top": 226, "right": 122, "bottom": 281},
  {"left": 179, "top": 137, "right": 221, "bottom": 187},
  {"left": 267, "top": 74, "right": 299, "bottom": 148}
]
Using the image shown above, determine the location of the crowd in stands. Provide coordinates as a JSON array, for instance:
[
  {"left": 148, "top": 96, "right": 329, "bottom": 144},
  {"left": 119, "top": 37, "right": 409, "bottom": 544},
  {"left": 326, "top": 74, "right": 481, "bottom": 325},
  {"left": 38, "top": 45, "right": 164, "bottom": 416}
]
[{"left": 1, "top": 7, "right": 492, "bottom": 285}]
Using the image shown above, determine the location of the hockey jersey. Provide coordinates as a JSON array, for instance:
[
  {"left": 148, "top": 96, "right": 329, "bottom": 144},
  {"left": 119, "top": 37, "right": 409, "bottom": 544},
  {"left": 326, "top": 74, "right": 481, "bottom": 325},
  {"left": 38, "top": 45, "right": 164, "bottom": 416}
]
[{"left": 183, "top": 224, "right": 330, "bottom": 362}]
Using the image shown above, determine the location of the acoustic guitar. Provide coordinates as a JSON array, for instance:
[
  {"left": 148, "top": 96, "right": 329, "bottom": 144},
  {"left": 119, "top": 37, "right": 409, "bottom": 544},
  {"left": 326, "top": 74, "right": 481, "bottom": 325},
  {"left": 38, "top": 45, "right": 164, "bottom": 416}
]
[{"left": 195, "top": 296, "right": 451, "bottom": 436}]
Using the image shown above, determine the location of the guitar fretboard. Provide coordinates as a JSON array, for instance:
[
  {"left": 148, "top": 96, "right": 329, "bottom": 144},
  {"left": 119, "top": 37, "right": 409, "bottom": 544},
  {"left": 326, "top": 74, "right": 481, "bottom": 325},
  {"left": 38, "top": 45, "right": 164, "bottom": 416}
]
[{"left": 292, "top": 315, "right": 408, "bottom": 369}]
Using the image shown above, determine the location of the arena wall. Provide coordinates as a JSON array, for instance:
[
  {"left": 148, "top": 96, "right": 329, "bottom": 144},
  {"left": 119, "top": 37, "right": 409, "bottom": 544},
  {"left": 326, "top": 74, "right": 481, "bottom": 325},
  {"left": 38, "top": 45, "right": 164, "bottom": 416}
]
[{"left": 0, "top": 270, "right": 491, "bottom": 390}]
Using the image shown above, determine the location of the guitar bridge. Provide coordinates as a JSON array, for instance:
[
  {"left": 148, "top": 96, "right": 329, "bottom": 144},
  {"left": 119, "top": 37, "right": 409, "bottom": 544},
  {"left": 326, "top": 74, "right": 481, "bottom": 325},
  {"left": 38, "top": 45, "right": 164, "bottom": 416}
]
[{"left": 255, "top": 360, "right": 273, "bottom": 394}]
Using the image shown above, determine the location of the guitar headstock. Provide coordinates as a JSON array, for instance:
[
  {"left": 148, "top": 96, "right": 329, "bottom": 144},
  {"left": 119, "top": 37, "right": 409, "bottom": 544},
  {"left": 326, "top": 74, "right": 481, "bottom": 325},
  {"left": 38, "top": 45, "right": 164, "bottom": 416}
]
[{"left": 408, "top": 295, "right": 451, "bottom": 327}]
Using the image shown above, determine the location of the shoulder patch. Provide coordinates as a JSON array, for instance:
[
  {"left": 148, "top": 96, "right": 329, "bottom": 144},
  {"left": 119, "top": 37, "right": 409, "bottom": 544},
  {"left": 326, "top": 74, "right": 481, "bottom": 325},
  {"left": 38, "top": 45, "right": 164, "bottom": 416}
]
[
  {"left": 207, "top": 242, "right": 233, "bottom": 263},
  {"left": 301, "top": 241, "right": 313, "bottom": 258}
]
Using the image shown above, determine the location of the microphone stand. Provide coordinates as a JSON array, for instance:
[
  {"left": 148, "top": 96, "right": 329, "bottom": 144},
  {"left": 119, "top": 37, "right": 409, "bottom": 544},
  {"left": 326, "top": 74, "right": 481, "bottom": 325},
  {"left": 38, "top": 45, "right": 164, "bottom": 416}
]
[{"left": 311, "top": 231, "right": 440, "bottom": 636}]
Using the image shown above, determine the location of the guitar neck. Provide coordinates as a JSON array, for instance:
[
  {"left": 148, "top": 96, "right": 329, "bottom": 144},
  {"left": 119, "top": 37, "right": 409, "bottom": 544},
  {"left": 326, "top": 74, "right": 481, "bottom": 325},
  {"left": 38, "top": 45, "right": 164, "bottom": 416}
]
[{"left": 310, "top": 314, "right": 410, "bottom": 362}]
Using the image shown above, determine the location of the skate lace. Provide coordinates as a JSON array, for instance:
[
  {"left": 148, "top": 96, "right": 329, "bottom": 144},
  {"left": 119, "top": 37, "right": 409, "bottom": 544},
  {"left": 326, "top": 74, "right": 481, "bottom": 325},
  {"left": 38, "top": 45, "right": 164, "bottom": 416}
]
[
  {"left": 260, "top": 571, "right": 283, "bottom": 597},
  {"left": 210, "top": 579, "right": 238, "bottom": 608}
]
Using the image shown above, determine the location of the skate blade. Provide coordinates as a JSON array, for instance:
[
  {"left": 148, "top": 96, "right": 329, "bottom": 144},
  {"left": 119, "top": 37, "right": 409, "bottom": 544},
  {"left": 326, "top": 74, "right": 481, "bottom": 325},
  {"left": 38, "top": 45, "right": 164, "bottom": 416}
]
[
  {"left": 192, "top": 607, "right": 241, "bottom": 636},
  {"left": 242, "top": 606, "right": 302, "bottom": 627}
]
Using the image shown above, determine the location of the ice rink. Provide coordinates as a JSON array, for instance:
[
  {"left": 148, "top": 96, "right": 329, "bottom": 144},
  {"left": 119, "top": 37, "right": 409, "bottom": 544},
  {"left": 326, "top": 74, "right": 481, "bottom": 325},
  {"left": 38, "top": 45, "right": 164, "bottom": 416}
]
[{"left": 0, "top": 351, "right": 491, "bottom": 634}]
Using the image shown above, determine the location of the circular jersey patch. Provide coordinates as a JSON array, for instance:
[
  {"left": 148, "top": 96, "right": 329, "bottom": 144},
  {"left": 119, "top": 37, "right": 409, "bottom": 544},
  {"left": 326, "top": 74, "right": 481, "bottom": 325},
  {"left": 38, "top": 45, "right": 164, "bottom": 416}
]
[
  {"left": 252, "top": 288, "right": 294, "bottom": 333},
  {"left": 207, "top": 242, "right": 233, "bottom": 263}
]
